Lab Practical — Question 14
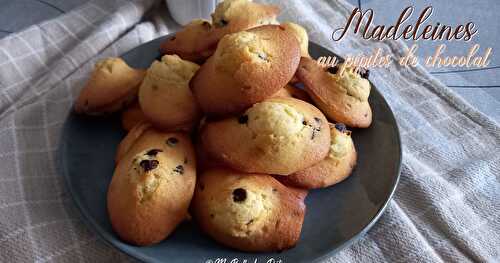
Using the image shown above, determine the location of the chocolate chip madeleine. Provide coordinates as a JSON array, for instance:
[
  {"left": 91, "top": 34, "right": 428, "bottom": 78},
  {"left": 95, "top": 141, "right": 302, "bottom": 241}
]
[
  {"left": 192, "top": 168, "right": 307, "bottom": 252},
  {"left": 191, "top": 25, "right": 301, "bottom": 116},
  {"left": 107, "top": 126, "right": 196, "bottom": 246},
  {"left": 159, "top": 19, "right": 213, "bottom": 63},
  {"left": 138, "top": 55, "right": 200, "bottom": 131},
  {"left": 296, "top": 57, "right": 372, "bottom": 128},
  {"left": 201, "top": 97, "right": 330, "bottom": 175},
  {"left": 278, "top": 123, "right": 357, "bottom": 189},
  {"left": 74, "top": 57, "right": 145, "bottom": 115}
]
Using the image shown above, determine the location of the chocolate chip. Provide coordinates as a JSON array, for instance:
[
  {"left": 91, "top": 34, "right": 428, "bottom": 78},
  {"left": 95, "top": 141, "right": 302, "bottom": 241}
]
[
  {"left": 170, "top": 36, "right": 176, "bottom": 41},
  {"left": 311, "top": 126, "right": 321, "bottom": 140},
  {"left": 327, "top": 66, "right": 339, "bottom": 74},
  {"left": 359, "top": 68, "right": 370, "bottom": 79},
  {"left": 303, "top": 119, "right": 321, "bottom": 139},
  {"left": 220, "top": 19, "right": 228, "bottom": 26},
  {"left": 140, "top": 159, "right": 159, "bottom": 172},
  {"left": 238, "top": 115, "right": 248, "bottom": 124},
  {"left": 173, "top": 165, "right": 184, "bottom": 175},
  {"left": 232, "top": 188, "right": 247, "bottom": 202},
  {"left": 335, "top": 123, "right": 347, "bottom": 132},
  {"left": 145, "top": 149, "right": 162, "bottom": 156},
  {"left": 166, "top": 137, "right": 178, "bottom": 146}
]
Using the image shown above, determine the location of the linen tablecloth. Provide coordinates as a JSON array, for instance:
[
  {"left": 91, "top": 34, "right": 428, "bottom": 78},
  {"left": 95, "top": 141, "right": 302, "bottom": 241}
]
[{"left": 0, "top": 0, "right": 498, "bottom": 262}]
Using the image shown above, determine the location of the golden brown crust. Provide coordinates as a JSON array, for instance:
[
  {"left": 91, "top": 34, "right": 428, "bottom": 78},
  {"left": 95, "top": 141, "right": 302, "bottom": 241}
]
[
  {"left": 138, "top": 55, "right": 201, "bottom": 131},
  {"left": 115, "top": 122, "right": 151, "bottom": 164},
  {"left": 195, "top": 141, "right": 226, "bottom": 172},
  {"left": 271, "top": 84, "right": 311, "bottom": 103},
  {"left": 191, "top": 168, "right": 307, "bottom": 252},
  {"left": 107, "top": 128, "right": 196, "bottom": 246},
  {"left": 201, "top": 97, "right": 330, "bottom": 175},
  {"left": 121, "top": 102, "right": 148, "bottom": 131},
  {"left": 74, "top": 58, "right": 145, "bottom": 115},
  {"left": 194, "top": 118, "right": 226, "bottom": 171},
  {"left": 159, "top": 19, "right": 213, "bottom": 63},
  {"left": 278, "top": 123, "right": 357, "bottom": 189},
  {"left": 192, "top": 25, "right": 301, "bottom": 116},
  {"left": 281, "top": 22, "right": 309, "bottom": 57},
  {"left": 288, "top": 75, "right": 300, "bottom": 85},
  {"left": 296, "top": 57, "right": 372, "bottom": 128}
]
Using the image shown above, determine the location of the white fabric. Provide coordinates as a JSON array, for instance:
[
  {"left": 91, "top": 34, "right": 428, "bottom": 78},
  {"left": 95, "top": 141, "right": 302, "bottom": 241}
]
[{"left": 0, "top": 0, "right": 498, "bottom": 262}]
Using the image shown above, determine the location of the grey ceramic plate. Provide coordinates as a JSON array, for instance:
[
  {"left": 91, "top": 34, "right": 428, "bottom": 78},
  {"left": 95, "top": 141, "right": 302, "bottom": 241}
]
[{"left": 59, "top": 35, "right": 401, "bottom": 263}]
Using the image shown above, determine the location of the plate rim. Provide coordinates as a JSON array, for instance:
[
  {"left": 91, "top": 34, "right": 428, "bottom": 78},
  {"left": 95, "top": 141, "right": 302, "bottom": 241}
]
[{"left": 58, "top": 35, "right": 402, "bottom": 263}]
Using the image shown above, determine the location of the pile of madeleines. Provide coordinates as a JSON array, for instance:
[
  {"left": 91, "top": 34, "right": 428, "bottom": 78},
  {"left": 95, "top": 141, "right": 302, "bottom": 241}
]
[{"left": 74, "top": 0, "right": 372, "bottom": 252}]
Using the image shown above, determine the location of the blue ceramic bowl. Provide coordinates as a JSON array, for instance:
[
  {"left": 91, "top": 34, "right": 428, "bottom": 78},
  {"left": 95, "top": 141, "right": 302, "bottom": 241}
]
[{"left": 59, "top": 36, "right": 401, "bottom": 263}]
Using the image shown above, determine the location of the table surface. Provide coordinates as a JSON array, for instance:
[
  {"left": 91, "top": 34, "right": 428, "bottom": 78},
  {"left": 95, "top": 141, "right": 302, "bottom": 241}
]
[{"left": 1, "top": 0, "right": 498, "bottom": 122}]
